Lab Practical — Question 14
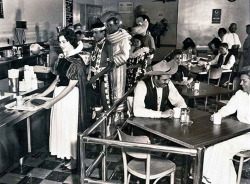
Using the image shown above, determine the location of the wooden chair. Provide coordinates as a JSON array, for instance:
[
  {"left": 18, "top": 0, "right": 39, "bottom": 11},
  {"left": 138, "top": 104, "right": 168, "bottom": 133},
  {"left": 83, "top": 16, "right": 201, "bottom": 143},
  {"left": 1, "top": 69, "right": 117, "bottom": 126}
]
[
  {"left": 234, "top": 150, "right": 250, "bottom": 184},
  {"left": 117, "top": 129, "right": 176, "bottom": 184}
]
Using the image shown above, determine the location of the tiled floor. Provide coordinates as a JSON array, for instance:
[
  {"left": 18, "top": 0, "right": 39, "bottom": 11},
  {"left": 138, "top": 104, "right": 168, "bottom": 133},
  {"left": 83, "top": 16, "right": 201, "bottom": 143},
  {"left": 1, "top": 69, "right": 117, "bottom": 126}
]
[
  {"left": 1, "top": 140, "right": 250, "bottom": 184},
  {"left": 1, "top": 98, "right": 250, "bottom": 184}
]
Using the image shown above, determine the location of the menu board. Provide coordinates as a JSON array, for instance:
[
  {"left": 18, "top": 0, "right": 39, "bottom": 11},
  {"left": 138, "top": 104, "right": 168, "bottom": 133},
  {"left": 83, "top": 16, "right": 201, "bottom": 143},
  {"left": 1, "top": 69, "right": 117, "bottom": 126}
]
[
  {"left": 65, "top": 0, "right": 73, "bottom": 26},
  {"left": 0, "top": 0, "right": 4, "bottom": 18}
]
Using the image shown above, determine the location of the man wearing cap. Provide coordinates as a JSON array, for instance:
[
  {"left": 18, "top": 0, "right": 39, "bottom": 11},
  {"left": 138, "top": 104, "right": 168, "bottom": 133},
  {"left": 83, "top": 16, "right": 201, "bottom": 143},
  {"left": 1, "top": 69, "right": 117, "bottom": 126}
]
[
  {"left": 202, "top": 65, "right": 250, "bottom": 184},
  {"left": 133, "top": 59, "right": 187, "bottom": 118},
  {"left": 87, "top": 21, "right": 114, "bottom": 111}
]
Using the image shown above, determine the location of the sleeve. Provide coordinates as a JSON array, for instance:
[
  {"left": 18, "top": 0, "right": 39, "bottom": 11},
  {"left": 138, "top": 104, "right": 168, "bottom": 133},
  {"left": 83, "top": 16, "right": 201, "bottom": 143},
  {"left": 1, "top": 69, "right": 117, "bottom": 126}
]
[
  {"left": 133, "top": 81, "right": 162, "bottom": 118},
  {"left": 218, "top": 91, "right": 240, "bottom": 117},
  {"left": 168, "top": 81, "right": 187, "bottom": 108},
  {"left": 70, "top": 41, "right": 84, "bottom": 55},
  {"left": 209, "top": 54, "right": 220, "bottom": 65},
  {"left": 221, "top": 55, "right": 235, "bottom": 70},
  {"left": 222, "top": 33, "right": 228, "bottom": 43},
  {"left": 66, "top": 57, "right": 86, "bottom": 80},
  {"left": 113, "top": 38, "right": 131, "bottom": 66}
]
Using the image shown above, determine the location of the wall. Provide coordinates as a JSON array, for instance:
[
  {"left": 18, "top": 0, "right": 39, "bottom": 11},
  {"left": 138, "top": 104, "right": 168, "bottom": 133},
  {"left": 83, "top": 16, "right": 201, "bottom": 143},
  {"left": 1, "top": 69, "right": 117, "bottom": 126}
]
[
  {"left": 0, "top": 0, "right": 63, "bottom": 47},
  {"left": 177, "top": 0, "right": 250, "bottom": 50},
  {"left": 73, "top": 0, "right": 178, "bottom": 60}
]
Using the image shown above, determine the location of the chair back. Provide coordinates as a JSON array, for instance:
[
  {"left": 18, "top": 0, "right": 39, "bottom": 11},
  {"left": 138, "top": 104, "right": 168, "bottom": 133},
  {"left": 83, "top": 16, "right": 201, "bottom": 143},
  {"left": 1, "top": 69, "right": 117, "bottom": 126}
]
[
  {"left": 208, "top": 67, "right": 223, "bottom": 86},
  {"left": 232, "top": 77, "right": 241, "bottom": 90},
  {"left": 118, "top": 129, "right": 150, "bottom": 159}
]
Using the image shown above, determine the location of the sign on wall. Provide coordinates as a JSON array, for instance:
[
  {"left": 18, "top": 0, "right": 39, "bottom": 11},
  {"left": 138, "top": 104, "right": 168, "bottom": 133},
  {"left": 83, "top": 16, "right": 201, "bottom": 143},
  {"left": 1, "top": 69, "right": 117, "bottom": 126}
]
[
  {"left": 118, "top": 2, "right": 133, "bottom": 13},
  {"left": 212, "top": 9, "right": 221, "bottom": 24},
  {"left": 0, "top": 0, "right": 4, "bottom": 18}
]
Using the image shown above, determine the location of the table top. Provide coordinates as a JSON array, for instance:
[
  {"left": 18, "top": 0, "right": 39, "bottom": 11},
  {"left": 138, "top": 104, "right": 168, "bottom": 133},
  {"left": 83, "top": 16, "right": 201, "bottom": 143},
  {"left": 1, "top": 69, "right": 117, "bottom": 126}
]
[
  {"left": 126, "top": 109, "right": 250, "bottom": 148},
  {"left": 175, "top": 82, "right": 235, "bottom": 99}
]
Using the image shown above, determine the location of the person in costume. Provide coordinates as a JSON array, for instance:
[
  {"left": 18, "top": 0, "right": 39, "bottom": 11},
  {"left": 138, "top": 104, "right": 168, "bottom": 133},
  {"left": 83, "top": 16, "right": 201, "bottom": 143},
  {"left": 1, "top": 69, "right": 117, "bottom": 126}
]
[
  {"left": 32, "top": 28, "right": 87, "bottom": 170},
  {"left": 87, "top": 20, "right": 114, "bottom": 111},
  {"left": 130, "top": 14, "right": 155, "bottom": 66},
  {"left": 100, "top": 11, "right": 131, "bottom": 123},
  {"left": 126, "top": 34, "right": 150, "bottom": 91}
]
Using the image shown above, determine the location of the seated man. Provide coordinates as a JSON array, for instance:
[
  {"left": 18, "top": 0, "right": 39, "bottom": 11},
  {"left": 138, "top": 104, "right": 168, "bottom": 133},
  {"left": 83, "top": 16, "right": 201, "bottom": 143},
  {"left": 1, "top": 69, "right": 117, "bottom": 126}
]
[
  {"left": 199, "top": 42, "right": 235, "bottom": 86},
  {"left": 202, "top": 65, "right": 250, "bottom": 184},
  {"left": 133, "top": 59, "right": 187, "bottom": 118}
]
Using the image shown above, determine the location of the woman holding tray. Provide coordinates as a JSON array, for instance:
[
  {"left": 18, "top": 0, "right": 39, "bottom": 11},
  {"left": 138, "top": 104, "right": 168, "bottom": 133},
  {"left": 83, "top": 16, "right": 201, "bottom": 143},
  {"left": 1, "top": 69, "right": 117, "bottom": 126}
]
[{"left": 33, "top": 28, "right": 87, "bottom": 171}]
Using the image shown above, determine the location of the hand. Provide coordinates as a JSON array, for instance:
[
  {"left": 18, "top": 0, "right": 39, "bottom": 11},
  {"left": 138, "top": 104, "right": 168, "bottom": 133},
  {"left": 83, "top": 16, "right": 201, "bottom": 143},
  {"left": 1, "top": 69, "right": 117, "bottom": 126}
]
[
  {"left": 161, "top": 109, "right": 174, "bottom": 118},
  {"left": 198, "top": 61, "right": 205, "bottom": 66},
  {"left": 43, "top": 100, "right": 54, "bottom": 109}
]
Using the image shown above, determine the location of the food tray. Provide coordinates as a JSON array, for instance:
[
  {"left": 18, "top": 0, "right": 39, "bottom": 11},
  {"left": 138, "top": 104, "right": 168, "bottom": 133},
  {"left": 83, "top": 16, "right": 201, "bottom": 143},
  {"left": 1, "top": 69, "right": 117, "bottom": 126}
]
[{"left": 5, "top": 96, "right": 52, "bottom": 111}]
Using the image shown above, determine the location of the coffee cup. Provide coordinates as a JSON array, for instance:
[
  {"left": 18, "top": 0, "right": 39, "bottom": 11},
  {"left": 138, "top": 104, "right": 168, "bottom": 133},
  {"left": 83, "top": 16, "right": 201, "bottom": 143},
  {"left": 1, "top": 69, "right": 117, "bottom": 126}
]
[
  {"left": 173, "top": 107, "right": 181, "bottom": 118},
  {"left": 213, "top": 113, "right": 222, "bottom": 125}
]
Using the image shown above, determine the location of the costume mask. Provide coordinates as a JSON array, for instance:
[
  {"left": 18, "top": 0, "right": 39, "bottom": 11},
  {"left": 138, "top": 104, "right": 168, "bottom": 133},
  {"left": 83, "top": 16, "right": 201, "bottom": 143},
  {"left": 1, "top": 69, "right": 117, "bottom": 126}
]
[{"left": 130, "top": 17, "right": 148, "bottom": 36}]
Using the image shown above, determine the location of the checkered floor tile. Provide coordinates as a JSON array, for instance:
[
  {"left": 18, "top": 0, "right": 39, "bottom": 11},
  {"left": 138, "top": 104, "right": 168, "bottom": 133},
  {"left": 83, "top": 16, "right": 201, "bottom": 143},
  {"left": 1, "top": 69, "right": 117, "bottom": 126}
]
[{"left": 0, "top": 141, "right": 250, "bottom": 184}]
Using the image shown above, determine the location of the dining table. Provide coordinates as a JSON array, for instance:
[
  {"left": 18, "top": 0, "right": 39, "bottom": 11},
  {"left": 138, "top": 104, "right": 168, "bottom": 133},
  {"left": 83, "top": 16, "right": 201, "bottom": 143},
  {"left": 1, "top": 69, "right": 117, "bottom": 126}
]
[
  {"left": 125, "top": 109, "right": 250, "bottom": 184},
  {"left": 175, "top": 81, "right": 235, "bottom": 108}
]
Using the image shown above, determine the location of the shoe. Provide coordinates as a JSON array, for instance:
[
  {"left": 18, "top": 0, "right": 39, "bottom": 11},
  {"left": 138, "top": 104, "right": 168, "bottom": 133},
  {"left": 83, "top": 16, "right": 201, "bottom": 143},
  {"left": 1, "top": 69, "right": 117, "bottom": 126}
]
[{"left": 60, "top": 165, "right": 77, "bottom": 173}]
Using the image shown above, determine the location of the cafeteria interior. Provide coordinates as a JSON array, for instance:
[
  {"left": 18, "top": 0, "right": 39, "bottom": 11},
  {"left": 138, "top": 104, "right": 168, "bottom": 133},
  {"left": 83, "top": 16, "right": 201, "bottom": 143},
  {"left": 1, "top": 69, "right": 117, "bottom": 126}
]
[{"left": 0, "top": 0, "right": 250, "bottom": 184}]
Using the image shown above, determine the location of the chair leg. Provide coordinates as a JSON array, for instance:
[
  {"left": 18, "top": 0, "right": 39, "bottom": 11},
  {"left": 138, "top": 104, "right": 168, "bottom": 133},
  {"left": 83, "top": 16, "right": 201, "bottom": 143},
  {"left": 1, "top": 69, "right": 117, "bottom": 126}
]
[
  {"left": 170, "top": 172, "right": 175, "bottom": 184},
  {"left": 236, "top": 156, "right": 244, "bottom": 184},
  {"left": 127, "top": 173, "right": 131, "bottom": 184}
]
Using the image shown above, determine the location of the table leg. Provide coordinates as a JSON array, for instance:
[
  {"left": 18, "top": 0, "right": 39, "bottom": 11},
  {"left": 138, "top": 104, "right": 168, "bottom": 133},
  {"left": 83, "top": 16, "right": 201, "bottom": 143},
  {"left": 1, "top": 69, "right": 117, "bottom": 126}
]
[
  {"left": 193, "top": 147, "right": 205, "bottom": 184},
  {"left": 27, "top": 117, "right": 31, "bottom": 153},
  {"left": 181, "top": 155, "right": 191, "bottom": 184}
]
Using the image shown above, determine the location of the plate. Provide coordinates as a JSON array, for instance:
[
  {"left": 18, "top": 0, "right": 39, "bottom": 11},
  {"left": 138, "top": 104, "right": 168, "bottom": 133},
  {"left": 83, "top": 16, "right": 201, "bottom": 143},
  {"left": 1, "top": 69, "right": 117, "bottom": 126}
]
[{"left": 5, "top": 96, "right": 52, "bottom": 111}]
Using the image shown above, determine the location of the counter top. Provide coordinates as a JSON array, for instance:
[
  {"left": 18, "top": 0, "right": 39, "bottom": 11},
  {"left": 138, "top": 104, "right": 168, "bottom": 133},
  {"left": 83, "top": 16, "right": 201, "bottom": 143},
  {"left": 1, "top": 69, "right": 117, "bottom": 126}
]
[
  {"left": 0, "top": 51, "right": 49, "bottom": 65},
  {"left": 0, "top": 77, "right": 53, "bottom": 129}
]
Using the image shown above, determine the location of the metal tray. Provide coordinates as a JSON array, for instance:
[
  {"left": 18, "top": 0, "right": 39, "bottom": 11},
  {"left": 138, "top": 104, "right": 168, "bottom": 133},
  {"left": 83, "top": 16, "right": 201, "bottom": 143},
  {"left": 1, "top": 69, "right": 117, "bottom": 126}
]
[{"left": 5, "top": 96, "right": 52, "bottom": 111}]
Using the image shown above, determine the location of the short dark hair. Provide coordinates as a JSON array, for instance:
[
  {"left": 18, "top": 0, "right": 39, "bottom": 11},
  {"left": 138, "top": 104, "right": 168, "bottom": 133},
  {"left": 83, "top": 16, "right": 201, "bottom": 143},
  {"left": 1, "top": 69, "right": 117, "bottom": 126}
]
[
  {"left": 218, "top": 28, "right": 227, "bottom": 35},
  {"left": 74, "top": 23, "right": 82, "bottom": 30},
  {"left": 182, "top": 37, "right": 196, "bottom": 50},
  {"left": 58, "top": 28, "right": 78, "bottom": 48},
  {"left": 219, "top": 42, "right": 229, "bottom": 49},
  {"left": 241, "top": 65, "right": 250, "bottom": 77}
]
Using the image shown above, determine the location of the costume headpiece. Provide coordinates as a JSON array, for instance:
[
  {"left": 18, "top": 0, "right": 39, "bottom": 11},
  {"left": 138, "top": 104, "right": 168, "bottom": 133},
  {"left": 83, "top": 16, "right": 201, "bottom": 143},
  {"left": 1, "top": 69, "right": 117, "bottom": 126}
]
[
  {"left": 91, "top": 21, "right": 106, "bottom": 32},
  {"left": 100, "top": 11, "right": 123, "bottom": 27}
]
